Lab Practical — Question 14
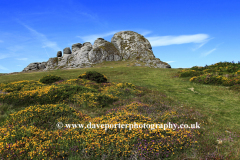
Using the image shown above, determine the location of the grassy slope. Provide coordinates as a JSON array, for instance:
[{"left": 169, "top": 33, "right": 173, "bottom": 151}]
[{"left": 0, "top": 60, "right": 239, "bottom": 158}]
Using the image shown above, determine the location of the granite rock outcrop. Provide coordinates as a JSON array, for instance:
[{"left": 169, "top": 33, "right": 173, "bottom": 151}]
[
  {"left": 22, "top": 30, "right": 171, "bottom": 72},
  {"left": 22, "top": 62, "right": 47, "bottom": 72}
]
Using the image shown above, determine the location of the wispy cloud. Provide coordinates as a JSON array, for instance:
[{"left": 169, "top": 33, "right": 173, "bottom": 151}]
[
  {"left": 0, "top": 54, "right": 11, "bottom": 60},
  {"left": 146, "top": 34, "right": 210, "bottom": 47},
  {"left": 200, "top": 42, "right": 224, "bottom": 57},
  {"left": 139, "top": 31, "right": 152, "bottom": 36},
  {"left": 6, "top": 45, "right": 25, "bottom": 52},
  {"left": 215, "top": 42, "right": 224, "bottom": 48},
  {"left": 76, "top": 30, "right": 122, "bottom": 44},
  {"left": 77, "top": 12, "right": 97, "bottom": 20},
  {"left": 15, "top": 19, "right": 61, "bottom": 51},
  {"left": 0, "top": 40, "right": 3, "bottom": 43},
  {"left": 44, "top": 48, "right": 50, "bottom": 58},
  {"left": 0, "top": 54, "right": 9, "bottom": 59},
  {"left": 0, "top": 65, "right": 9, "bottom": 71},
  {"left": 201, "top": 48, "right": 216, "bottom": 57},
  {"left": 192, "top": 42, "right": 208, "bottom": 51},
  {"left": 67, "top": 7, "right": 109, "bottom": 28},
  {"left": 192, "top": 37, "right": 215, "bottom": 51},
  {"left": 165, "top": 61, "right": 175, "bottom": 64},
  {"left": 16, "top": 58, "right": 28, "bottom": 61},
  {"left": 18, "top": 12, "right": 53, "bottom": 16}
]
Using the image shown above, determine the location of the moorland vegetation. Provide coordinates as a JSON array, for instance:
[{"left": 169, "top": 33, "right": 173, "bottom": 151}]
[{"left": 0, "top": 60, "right": 239, "bottom": 159}]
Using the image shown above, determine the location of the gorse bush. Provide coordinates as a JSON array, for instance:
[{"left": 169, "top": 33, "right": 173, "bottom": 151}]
[
  {"left": 178, "top": 69, "right": 204, "bottom": 77},
  {"left": 78, "top": 71, "right": 108, "bottom": 83},
  {"left": 178, "top": 61, "right": 240, "bottom": 89},
  {"left": 39, "top": 74, "right": 64, "bottom": 84}
]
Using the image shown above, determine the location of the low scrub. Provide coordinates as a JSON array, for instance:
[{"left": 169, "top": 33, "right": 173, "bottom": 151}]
[
  {"left": 0, "top": 66, "right": 239, "bottom": 159},
  {"left": 0, "top": 74, "right": 201, "bottom": 160},
  {"left": 177, "top": 61, "right": 240, "bottom": 91}
]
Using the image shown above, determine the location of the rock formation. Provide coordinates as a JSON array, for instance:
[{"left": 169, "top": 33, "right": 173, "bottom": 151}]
[
  {"left": 22, "top": 62, "right": 47, "bottom": 72},
  {"left": 22, "top": 31, "right": 171, "bottom": 72}
]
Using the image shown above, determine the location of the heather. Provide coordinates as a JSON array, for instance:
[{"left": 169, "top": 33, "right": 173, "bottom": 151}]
[{"left": 0, "top": 60, "right": 239, "bottom": 159}]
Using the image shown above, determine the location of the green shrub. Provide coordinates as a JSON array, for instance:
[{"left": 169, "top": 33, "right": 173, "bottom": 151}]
[
  {"left": 178, "top": 69, "right": 204, "bottom": 77},
  {"left": 78, "top": 71, "right": 108, "bottom": 83},
  {"left": 39, "top": 74, "right": 64, "bottom": 84}
]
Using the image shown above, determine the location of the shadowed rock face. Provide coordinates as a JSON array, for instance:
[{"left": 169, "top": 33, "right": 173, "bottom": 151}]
[
  {"left": 88, "top": 38, "right": 122, "bottom": 64},
  {"left": 57, "top": 51, "right": 62, "bottom": 57},
  {"left": 22, "top": 31, "right": 171, "bottom": 72}
]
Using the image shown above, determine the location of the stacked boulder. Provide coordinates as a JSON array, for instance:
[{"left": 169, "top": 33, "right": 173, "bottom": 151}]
[
  {"left": 22, "top": 31, "right": 171, "bottom": 72},
  {"left": 57, "top": 51, "right": 62, "bottom": 57}
]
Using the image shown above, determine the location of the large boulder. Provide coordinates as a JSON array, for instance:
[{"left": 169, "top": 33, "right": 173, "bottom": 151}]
[
  {"left": 57, "top": 51, "right": 62, "bottom": 57},
  {"left": 63, "top": 47, "right": 71, "bottom": 54},
  {"left": 111, "top": 31, "right": 155, "bottom": 61}
]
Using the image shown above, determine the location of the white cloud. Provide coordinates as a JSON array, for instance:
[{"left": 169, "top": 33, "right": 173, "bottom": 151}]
[
  {"left": 16, "top": 19, "right": 61, "bottom": 51},
  {"left": 0, "top": 40, "right": 3, "bottom": 43},
  {"left": 146, "top": 34, "right": 210, "bottom": 47},
  {"left": 16, "top": 58, "right": 28, "bottom": 61}
]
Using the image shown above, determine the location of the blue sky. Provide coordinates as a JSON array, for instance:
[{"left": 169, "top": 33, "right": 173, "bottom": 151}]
[{"left": 0, "top": 0, "right": 239, "bottom": 73}]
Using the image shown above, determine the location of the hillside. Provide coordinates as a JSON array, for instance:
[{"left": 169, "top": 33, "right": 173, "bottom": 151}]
[{"left": 0, "top": 60, "right": 239, "bottom": 159}]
